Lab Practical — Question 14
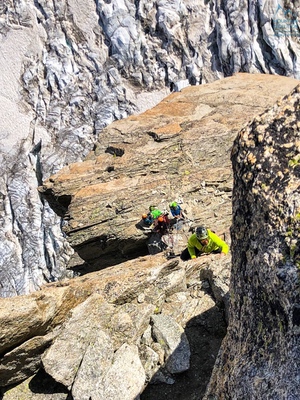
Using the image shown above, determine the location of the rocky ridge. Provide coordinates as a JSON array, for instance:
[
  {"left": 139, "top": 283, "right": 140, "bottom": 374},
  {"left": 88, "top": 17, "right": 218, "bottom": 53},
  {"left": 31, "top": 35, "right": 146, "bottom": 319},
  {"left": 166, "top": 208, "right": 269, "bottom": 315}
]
[
  {"left": 1, "top": 0, "right": 300, "bottom": 296},
  {"left": 0, "top": 252, "right": 230, "bottom": 400},
  {"left": 39, "top": 73, "right": 299, "bottom": 273},
  {"left": 0, "top": 74, "right": 300, "bottom": 399}
]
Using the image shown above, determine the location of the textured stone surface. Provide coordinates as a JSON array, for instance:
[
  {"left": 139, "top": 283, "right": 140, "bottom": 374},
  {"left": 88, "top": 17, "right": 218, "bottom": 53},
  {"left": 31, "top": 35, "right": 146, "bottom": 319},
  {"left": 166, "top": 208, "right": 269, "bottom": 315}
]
[
  {"left": 39, "top": 73, "right": 299, "bottom": 272},
  {"left": 204, "top": 82, "right": 300, "bottom": 399},
  {"left": 1, "top": 0, "right": 300, "bottom": 296},
  {"left": 0, "top": 252, "right": 230, "bottom": 399},
  {"left": 96, "top": 343, "right": 146, "bottom": 400},
  {"left": 71, "top": 330, "right": 113, "bottom": 400},
  {"left": 42, "top": 294, "right": 114, "bottom": 388},
  {"left": 151, "top": 314, "right": 191, "bottom": 374},
  {"left": 0, "top": 333, "right": 54, "bottom": 387}
]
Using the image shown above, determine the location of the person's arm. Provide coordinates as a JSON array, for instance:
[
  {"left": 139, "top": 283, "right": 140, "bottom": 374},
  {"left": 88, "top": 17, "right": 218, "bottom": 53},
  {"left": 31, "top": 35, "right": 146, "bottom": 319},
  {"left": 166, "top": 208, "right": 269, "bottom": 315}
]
[
  {"left": 179, "top": 206, "right": 186, "bottom": 219},
  {"left": 209, "top": 231, "right": 229, "bottom": 254},
  {"left": 188, "top": 246, "right": 196, "bottom": 258},
  {"left": 188, "top": 234, "right": 203, "bottom": 258}
]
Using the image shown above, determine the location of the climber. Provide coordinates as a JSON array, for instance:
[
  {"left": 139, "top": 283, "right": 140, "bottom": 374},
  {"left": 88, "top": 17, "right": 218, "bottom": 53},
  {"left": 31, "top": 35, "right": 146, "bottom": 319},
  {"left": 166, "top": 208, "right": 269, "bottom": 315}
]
[
  {"left": 149, "top": 205, "right": 163, "bottom": 220},
  {"left": 180, "top": 226, "right": 229, "bottom": 260},
  {"left": 141, "top": 213, "right": 154, "bottom": 227},
  {"left": 153, "top": 215, "right": 170, "bottom": 236},
  {"left": 169, "top": 201, "right": 185, "bottom": 220}
]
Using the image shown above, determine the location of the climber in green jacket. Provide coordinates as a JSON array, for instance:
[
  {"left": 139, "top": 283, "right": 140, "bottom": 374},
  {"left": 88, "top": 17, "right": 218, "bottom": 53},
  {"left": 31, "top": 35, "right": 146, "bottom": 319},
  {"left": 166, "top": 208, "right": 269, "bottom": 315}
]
[
  {"left": 149, "top": 205, "right": 163, "bottom": 220},
  {"left": 180, "top": 226, "right": 229, "bottom": 260}
]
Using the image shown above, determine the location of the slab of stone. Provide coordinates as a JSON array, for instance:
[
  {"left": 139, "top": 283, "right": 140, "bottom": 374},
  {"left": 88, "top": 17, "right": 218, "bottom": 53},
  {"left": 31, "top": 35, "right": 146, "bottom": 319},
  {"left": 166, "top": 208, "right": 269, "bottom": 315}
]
[
  {"left": 96, "top": 343, "right": 146, "bottom": 400},
  {"left": 151, "top": 313, "right": 191, "bottom": 374},
  {"left": 39, "top": 74, "right": 300, "bottom": 271}
]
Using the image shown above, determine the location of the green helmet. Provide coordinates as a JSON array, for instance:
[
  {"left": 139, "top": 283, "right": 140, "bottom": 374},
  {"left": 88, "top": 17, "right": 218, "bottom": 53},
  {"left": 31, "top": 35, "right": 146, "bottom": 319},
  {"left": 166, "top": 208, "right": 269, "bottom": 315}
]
[
  {"left": 170, "top": 201, "right": 177, "bottom": 208},
  {"left": 149, "top": 205, "right": 156, "bottom": 212},
  {"left": 196, "top": 226, "right": 208, "bottom": 240}
]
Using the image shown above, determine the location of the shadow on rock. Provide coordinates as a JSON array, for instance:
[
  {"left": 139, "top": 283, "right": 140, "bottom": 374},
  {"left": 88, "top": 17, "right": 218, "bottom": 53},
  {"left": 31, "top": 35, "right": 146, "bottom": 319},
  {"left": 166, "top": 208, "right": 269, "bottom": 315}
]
[
  {"left": 0, "top": 369, "right": 70, "bottom": 400},
  {"left": 140, "top": 305, "right": 227, "bottom": 400},
  {"left": 28, "top": 369, "right": 70, "bottom": 396}
]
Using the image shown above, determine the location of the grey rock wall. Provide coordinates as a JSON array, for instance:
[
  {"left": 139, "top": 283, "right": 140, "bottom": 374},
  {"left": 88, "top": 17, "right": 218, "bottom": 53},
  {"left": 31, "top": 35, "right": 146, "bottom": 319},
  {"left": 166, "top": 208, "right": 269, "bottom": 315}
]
[
  {"left": 204, "top": 82, "right": 300, "bottom": 399},
  {"left": 1, "top": 0, "right": 300, "bottom": 296}
]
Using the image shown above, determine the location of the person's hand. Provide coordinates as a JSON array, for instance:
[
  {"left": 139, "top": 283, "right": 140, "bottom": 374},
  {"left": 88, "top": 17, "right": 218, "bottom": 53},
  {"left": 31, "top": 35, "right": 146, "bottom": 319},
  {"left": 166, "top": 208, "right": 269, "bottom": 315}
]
[
  {"left": 220, "top": 252, "right": 226, "bottom": 257},
  {"left": 191, "top": 255, "right": 197, "bottom": 259}
]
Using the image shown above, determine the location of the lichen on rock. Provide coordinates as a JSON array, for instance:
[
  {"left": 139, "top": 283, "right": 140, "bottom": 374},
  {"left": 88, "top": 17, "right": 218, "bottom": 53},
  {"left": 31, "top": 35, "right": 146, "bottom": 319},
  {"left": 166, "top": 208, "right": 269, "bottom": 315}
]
[{"left": 204, "top": 83, "right": 300, "bottom": 400}]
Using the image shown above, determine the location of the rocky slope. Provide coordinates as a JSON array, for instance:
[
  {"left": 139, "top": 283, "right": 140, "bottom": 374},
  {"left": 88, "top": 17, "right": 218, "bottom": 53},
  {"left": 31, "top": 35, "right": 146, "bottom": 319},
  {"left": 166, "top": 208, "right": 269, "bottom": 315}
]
[
  {"left": 38, "top": 73, "right": 299, "bottom": 273},
  {"left": 0, "top": 252, "right": 230, "bottom": 400},
  {"left": 1, "top": 0, "right": 300, "bottom": 296},
  {"left": 1, "top": 74, "right": 300, "bottom": 400}
]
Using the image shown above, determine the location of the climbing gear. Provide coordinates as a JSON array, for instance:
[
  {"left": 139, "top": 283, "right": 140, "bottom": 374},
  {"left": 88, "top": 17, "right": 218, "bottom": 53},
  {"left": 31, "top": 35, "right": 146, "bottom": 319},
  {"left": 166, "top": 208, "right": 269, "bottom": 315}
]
[
  {"left": 196, "top": 226, "right": 208, "bottom": 240},
  {"left": 147, "top": 232, "right": 166, "bottom": 255},
  {"left": 173, "top": 219, "right": 184, "bottom": 231},
  {"left": 166, "top": 250, "right": 180, "bottom": 259}
]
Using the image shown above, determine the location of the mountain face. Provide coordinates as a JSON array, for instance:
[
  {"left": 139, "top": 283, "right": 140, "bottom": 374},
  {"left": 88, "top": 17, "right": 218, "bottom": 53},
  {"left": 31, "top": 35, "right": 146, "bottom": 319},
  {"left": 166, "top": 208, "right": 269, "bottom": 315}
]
[
  {"left": 1, "top": 1, "right": 300, "bottom": 398},
  {"left": 0, "top": 74, "right": 299, "bottom": 399},
  {"left": 38, "top": 73, "right": 299, "bottom": 276},
  {"left": 1, "top": 0, "right": 300, "bottom": 296}
]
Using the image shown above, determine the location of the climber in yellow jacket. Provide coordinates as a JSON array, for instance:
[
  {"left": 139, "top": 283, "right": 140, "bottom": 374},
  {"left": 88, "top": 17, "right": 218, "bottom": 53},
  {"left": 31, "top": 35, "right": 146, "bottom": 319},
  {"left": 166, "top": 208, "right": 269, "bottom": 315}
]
[{"left": 180, "top": 226, "right": 229, "bottom": 261}]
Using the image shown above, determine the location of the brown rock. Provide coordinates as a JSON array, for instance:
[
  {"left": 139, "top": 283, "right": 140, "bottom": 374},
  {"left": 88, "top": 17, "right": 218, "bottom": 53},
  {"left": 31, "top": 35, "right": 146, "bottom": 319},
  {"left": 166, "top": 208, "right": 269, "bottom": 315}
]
[{"left": 39, "top": 73, "right": 300, "bottom": 271}]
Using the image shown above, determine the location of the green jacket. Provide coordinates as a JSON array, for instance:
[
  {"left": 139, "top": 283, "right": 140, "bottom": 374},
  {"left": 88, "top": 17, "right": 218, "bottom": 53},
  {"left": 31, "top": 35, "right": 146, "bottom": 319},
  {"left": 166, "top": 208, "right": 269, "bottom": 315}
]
[
  {"left": 151, "top": 209, "right": 162, "bottom": 219},
  {"left": 187, "top": 229, "right": 229, "bottom": 258}
]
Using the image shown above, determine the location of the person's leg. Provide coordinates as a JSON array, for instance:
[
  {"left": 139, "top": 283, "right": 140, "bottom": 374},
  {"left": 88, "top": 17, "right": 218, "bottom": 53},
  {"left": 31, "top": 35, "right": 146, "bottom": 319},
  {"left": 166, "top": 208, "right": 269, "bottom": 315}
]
[
  {"left": 169, "top": 218, "right": 178, "bottom": 227},
  {"left": 180, "top": 247, "right": 191, "bottom": 260}
]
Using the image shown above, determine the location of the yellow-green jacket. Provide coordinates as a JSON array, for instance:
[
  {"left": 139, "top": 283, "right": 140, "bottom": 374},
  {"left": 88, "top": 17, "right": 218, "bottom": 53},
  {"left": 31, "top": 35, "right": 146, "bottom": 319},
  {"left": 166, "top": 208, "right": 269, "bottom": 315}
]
[{"left": 187, "top": 229, "right": 229, "bottom": 258}]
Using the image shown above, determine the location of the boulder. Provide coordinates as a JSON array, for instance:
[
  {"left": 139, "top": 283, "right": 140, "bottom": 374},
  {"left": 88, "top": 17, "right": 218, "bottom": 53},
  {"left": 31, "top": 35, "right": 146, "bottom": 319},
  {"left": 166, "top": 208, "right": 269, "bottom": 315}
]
[
  {"left": 0, "top": 254, "right": 230, "bottom": 399},
  {"left": 151, "top": 314, "right": 191, "bottom": 374}
]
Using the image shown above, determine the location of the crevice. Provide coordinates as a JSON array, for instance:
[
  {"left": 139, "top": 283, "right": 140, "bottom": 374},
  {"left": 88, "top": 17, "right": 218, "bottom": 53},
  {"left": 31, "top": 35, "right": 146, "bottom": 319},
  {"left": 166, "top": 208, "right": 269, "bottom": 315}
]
[
  {"left": 66, "top": 218, "right": 112, "bottom": 234},
  {"left": 33, "top": 0, "right": 49, "bottom": 20},
  {"left": 105, "top": 146, "right": 125, "bottom": 157},
  {"left": 72, "top": 236, "right": 150, "bottom": 275},
  {"left": 30, "top": 140, "right": 43, "bottom": 186},
  {"left": 40, "top": 190, "right": 72, "bottom": 218}
]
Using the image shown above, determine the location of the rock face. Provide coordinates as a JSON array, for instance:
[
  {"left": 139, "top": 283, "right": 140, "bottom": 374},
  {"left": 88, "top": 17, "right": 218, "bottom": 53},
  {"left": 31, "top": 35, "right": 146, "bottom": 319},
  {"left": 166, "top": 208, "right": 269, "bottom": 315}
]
[
  {"left": 1, "top": 0, "right": 300, "bottom": 296},
  {"left": 39, "top": 73, "right": 299, "bottom": 272},
  {"left": 0, "top": 253, "right": 230, "bottom": 399},
  {"left": 1, "top": 76, "right": 300, "bottom": 399},
  {"left": 1, "top": 76, "right": 299, "bottom": 399},
  {"left": 204, "top": 83, "right": 300, "bottom": 397}
]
